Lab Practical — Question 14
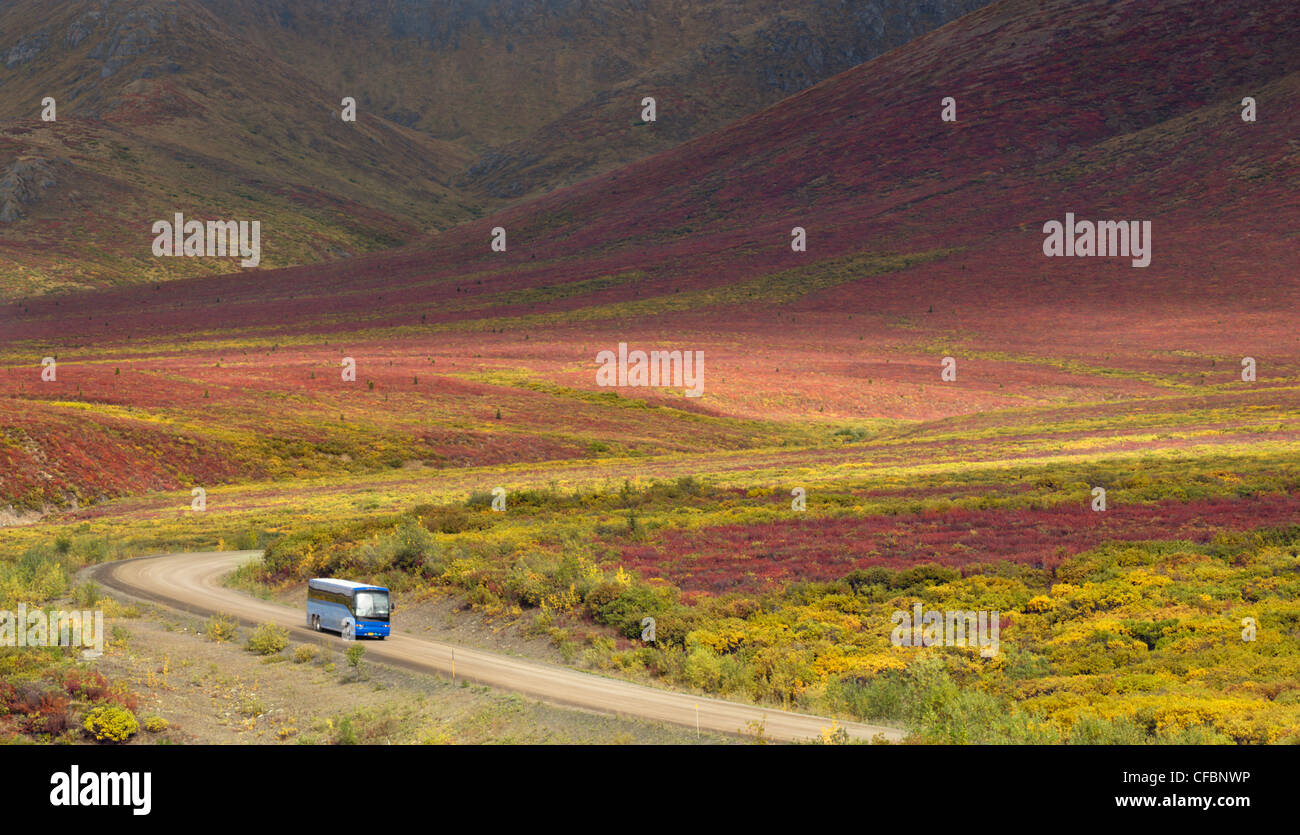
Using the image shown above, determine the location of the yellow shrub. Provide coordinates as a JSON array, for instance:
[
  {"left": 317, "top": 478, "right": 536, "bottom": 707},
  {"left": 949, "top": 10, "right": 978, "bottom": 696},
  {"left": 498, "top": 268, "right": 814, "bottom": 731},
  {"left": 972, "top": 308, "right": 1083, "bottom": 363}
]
[
  {"left": 83, "top": 706, "right": 139, "bottom": 743},
  {"left": 1024, "top": 595, "right": 1054, "bottom": 613}
]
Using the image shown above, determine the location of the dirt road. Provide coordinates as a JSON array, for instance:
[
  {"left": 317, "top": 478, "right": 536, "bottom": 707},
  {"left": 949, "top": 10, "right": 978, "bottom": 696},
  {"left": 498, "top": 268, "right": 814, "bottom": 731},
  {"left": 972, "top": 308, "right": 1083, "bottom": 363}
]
[{"left": 92, "top": 550, "right": 905, "bottom": 743}]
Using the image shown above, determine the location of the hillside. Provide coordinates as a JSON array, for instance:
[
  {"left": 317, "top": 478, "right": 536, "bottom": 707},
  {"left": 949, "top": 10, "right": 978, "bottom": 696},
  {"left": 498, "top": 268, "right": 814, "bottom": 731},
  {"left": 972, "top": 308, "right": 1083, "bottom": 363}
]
[
  {"left": 201, "top": 0, "right": 988, "bottom": 151},
  {"left": 0, "top": 0, "right": 987, "bottom": 296},
  {"left": 454, "top": 0, "right": 992, "bottom": 198},
  {"left": 10, "top": 0, "right": 1297, "bottom": 332},
  {"left": 2, "top": 0, "right": 1300, "bottom": 510},
  {"left": 0, "top": 0, "right": 480, "bottom": 297}
]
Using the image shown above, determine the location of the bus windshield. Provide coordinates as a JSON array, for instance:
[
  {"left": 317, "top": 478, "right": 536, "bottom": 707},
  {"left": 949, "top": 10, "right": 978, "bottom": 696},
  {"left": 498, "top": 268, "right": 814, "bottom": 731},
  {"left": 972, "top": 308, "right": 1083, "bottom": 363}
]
[{"left": 354, "top": 591, "right": 390, "bottom": 619}]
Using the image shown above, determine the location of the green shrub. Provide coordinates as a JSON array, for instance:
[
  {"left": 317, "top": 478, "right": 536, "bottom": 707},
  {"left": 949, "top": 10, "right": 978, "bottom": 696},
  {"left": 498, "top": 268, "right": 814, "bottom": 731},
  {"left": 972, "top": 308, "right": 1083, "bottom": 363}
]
[
  {"left": 683, "top": 647, "right": 725, "bottom": 691},
  {"left": 204, "top": 613, "right": 239, "bottom": 643},
  {"left": 1067, "top": 715, "right": 1148, "bottom": 745},
  {"left": 590, "top": 583, "right": 671, "bottom": 638},
  {"left": 293, "top": 644, "right": 319, "bottom": 664},
  {"left": 826, "top": 675, "right": 908, "bottom": 722},
  {"left": 74, "top": 580, "right": 101, "bottom": 609},
  {"left": 233, "top": 529, "right": 267, "bottom": 550},
  {"left": 334, "top": 716, "right": 358, "bottom": 745},
  {"left": 143, "top": 715, "right": 169, "bottom": 733},
  {"left": 358, "top": 519, "right": 434, "bottom": 573},
  {"left": 411, "top": 505, "right": 489, "bottom": 534},
  {"left": 238, "top": 696, "right": 265, "bottom": 718},
  {"left": 246, "top": 623, "right": 289, "bottom": 656},
  {"left": 843, "top": 567, "right": 893, "bottom": 593}
]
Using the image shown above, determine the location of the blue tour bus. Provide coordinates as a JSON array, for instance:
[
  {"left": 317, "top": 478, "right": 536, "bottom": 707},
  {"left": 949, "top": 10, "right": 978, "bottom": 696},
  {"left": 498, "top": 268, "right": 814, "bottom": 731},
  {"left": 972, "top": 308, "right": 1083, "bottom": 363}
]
[{"left": 306, "top": 578, "right": 391, "bottom": 640}]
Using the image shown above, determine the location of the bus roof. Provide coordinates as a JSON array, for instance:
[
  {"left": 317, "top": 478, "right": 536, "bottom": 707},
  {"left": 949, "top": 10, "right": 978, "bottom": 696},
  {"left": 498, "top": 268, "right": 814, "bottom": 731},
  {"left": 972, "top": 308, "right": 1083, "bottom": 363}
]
[{"left": 308, "top": 578, "right": 388, "bottom": 593}]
